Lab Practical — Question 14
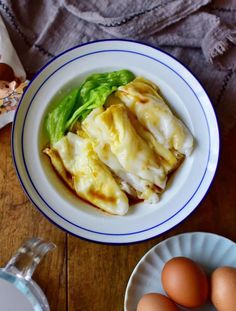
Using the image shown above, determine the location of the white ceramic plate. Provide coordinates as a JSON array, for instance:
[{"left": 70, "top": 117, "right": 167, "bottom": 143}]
[
  {"left": 12, "top": 40, "right": 219, "bottom": 244},
  {"left": 125, "top": 232, "right": 236, "bottom": 310}
]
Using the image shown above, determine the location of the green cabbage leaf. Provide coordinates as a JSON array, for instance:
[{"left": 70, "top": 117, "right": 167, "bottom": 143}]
[{"left": 45, "top": 69, "right": 135, "bottom": 146}]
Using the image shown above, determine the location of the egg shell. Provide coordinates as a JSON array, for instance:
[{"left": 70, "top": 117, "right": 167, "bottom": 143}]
[
  {"left": 137, "top": 293, "right": 180, "bottom": 311},
  {"left": 211, "top": 266, "right": 236, "bottom": 311},
  {"left": 161, "top": 257, "right": 209, "bottom": 308}
]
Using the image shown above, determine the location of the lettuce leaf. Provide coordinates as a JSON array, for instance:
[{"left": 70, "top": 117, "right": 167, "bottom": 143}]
[
  {"left": 45, "top": 69, "right": 135, "bottom": 146},
  {"left": 45, "top": 88, "right": 79, "bottom": 146},
  {"left": 65, "top": 69, "right": 135, "bottom": 130}
]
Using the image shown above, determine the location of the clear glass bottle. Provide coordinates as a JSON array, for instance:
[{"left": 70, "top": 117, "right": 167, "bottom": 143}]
[{"left": 0, "top": 238, "right": 55, "bottom": 311}]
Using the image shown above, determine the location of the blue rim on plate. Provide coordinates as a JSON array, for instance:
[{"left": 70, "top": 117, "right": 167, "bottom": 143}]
[{"left": 11, "top": 39, "right": 219, "bottom": 244}]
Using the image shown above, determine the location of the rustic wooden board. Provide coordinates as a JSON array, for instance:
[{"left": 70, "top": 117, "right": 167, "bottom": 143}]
[
  {"left": 0, "top": 124, "right": 67, "bottom": 311},
  {"left": 0, "top": 119, "right": 236, "bottom": 311},
  {"left": 67, "top": 122, "right": 236, "bottom": 310}
]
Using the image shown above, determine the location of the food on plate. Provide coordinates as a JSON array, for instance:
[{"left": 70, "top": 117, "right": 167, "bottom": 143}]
[
  {"left": 44, "top": 70, "right": 194, "bottom": 215},
  {"left": 161, "top": 257, "right": 208, "bottom": 308},
  {"left": 117, "top": 77, "right": 193, "bottom": 156},
  {"left": 137, "top": 293, "right": 180, "bottom": 311},
  {"left": 82, "top": 104, "right": 166, "bottom": 201},
  {"left": 44, "top": 132, "right": 129, "bottom": 216},
  {"left": 211, "top": 266, "right": 236, "bottom": 311},
  {"left": 46, "top": 69, "right": 135, "bottom": 146},
  {"left": 133, "top": 254, "right": 236, "bottom": 311}
]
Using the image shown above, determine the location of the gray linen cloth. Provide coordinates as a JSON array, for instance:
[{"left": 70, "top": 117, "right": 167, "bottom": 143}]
[{"left": 1, "top": 0, "right": 235, "bottom": 136}]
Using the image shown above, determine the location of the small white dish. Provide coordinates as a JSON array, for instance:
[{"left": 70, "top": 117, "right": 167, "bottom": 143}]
[
  {"left": 124, "top": 232, "right": 236, "bottom": 311},
  {"left": 12, "top": 40, "right": 219, "bottom": 244}
]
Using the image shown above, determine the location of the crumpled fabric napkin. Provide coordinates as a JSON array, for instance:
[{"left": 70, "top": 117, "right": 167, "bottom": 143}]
[{"left": 0, "top": 0, "right": 235, "bottom": 133}]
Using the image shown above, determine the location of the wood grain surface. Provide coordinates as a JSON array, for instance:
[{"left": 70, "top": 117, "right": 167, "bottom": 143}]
[{"left": 0, "top": 121, "right": 236, "bottom": 311}]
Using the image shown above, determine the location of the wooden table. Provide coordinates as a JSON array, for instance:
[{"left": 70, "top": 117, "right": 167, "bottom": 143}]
[{"left": 0, "top": 122, "right": 235, "bottom": 311}]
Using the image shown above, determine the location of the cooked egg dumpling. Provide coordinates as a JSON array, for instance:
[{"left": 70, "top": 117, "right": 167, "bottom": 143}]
[
  {"left": 44, "top": 132, "right": 129, "bottom": 215},
  {"left": 82, "top": 104, "right": 167, "bottom": 191},
  {"left": 116, "top": 77, "right": 194, "bottom": 156}
]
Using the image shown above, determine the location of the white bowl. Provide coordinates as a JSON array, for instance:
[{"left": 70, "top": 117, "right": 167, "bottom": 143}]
[
  {"left": 124, "top": 232, "right": 236, "bottom": 311},
  {"left": 12, "top": 39, "right": 219, "bottom": 244}
]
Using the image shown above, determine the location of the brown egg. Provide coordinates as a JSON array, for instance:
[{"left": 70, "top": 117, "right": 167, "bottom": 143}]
[
  {"left": 161, "top": 257, "right": 208, "bottom": 308},
  {"left": 211, "top": 266, "right": 236, "bottom": 311},
  {"left": 137, "top": 293, "right": 180, "bottom": 311}
]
